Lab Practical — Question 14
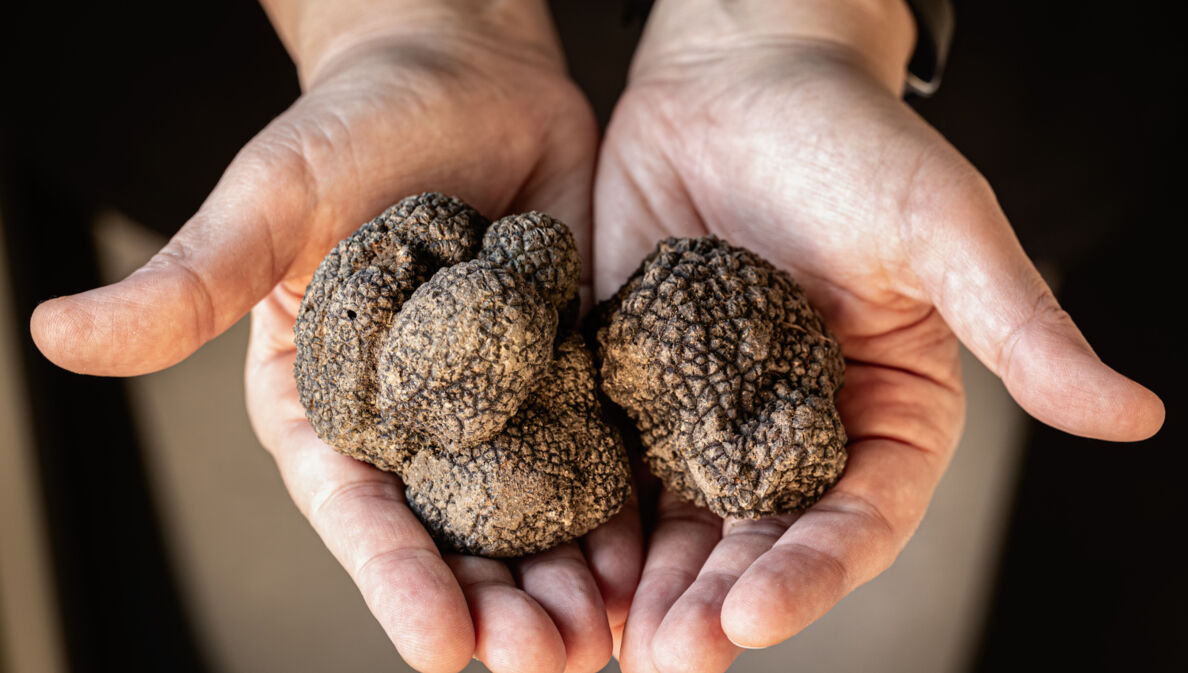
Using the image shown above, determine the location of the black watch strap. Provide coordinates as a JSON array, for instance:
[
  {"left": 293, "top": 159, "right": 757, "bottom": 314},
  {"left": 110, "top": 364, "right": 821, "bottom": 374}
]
[{"left": 903, "top": 0, "right": 955, "bottom": 96}]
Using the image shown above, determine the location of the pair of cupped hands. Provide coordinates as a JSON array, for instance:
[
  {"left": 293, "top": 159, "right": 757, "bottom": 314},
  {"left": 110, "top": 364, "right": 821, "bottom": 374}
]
[{"left": 30, "top": 1, "right": 1164, "bottom": 672}]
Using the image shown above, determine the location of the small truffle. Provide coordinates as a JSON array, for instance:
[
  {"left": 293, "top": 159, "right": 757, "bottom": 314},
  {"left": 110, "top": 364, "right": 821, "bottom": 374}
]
[
  {"left": 295, "top": 193, "right": 630, "bottom": 557},
  {"left": 594, "top": 236, "right": 847, "bottom": 518}
]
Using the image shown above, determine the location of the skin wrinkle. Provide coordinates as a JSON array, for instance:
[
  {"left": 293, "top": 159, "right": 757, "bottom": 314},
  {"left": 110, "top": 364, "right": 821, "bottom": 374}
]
[
  {"left": 620, "top": 105, "right": 704, "bottom": 243},
  {"left": 296, "top": 3, "right": 565, "bottom": 91},
  {"left": 286, "top": 114, "right": 381, "bottom": 245},
  {"left": 906, "top": 169, "right": 1007, "bottom": 326},
  {"left": 649, "top": 90, "right": 716, "bottom": 236},
  {"left": 810, "top": 489, "right": 899, "bottom": 542},
  {"left": 515, "top": 549, "right": 590, "bottom": 577},
  {"left": 317, "top": 106, "right": 368, "bottom": 209},
  {"left": 642, "top": 565, "right": 708, "bottom": 592},
  {"left": 766, "top": 262, "right": 905, "bottom": 329},
  {"left": 252, "top": 119, "right": 325, "bottom": 213},
  {"left": 887, "top": 139, "right": 933, "bottom": 290},
  {"left": 515, "top": 92, "right": 598, "bottom": 240},
  {"left": 759, "top": 540, "right": 851, "bottom": 599},
  {"left": 146, "top": 244, "right": 220, "bottom": 348},
  {"left": 653, "top": 505, "right": 722, "bottom": 536},
  {"left": 996, "top": 280, "right": 1065, "bottom": 386},
  {"left": 721, "top": 515, "right": 799, "bottom": 538},
  {"left": 844, "top": 350, "right": 961, "bottom": 397},
  {"left": 595, "top": 144, "right": 696, "bottom": 292},
  {"left": 632, "top": 37, "right": 884, "bottom": 91},
  {"left": 355, "top": 545, "right": 450, "bottom": 592},
  {"left": 842, "top": 301, "right": 937, "bottom": 342},
  {"left": 843, "top": 430, "right": 940, "bottom": 463},
  {"left": 308, "top": 478, "right": 406, "bottom": 544},
  {"left": 456, "top": 576, "right": 519, "bottom": 592},
  {"left": 225, "top": 148, "right": 320, "bottom": 285},
  {"left": 839, "top": 392, "right": 961, "bottom": 468},
  {"left": 691, "top": 570, "right": 761, "bottom": 598}
]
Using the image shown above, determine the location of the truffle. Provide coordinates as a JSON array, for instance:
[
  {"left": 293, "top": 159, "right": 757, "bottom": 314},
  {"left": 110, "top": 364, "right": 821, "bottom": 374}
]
[
  {"left": 294, "top": 193, "right": 630, "bottom": 557},
  {"left": 594, "top": 236, "right": 847, "bottom": 519}
]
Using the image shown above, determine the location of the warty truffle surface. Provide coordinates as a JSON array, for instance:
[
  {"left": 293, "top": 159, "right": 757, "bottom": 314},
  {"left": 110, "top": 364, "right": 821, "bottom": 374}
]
[
  {"left": 594, "top": 236, "right": 847, "bottom": 518},
  {"left": 294, "top": 193, "right": 630, "bottom": 556}
]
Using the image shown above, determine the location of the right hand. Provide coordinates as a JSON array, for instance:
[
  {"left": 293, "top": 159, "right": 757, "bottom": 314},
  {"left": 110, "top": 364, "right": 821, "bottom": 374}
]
[
  {"left": 592, "top": 1, "right": 1164, "bottom": 671},
  {"left": 30, "top": 2, "right": 640, "bottom": 671}
]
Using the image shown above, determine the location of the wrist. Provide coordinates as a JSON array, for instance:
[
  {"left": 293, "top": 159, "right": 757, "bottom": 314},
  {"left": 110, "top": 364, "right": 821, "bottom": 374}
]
[
  {"left": 260, "top": 0, "right": 564, "bottom": 87},
  {"left": 634, "top": 0, "right": 917, "bottom": 95}
]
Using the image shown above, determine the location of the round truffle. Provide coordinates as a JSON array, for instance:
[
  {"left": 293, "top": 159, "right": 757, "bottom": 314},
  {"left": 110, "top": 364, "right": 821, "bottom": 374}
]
[
  {"left": 377, "top": 260, "right": 557, "bottom": 451},
  {"left": 478, "top": 212, "right": 581, "bottom": 309},
  {"left": 294, "top": 193, "right": 630, "bottom": 556},
  {"left": 594, "top": 236, "right": 847, "bottom": 518}
]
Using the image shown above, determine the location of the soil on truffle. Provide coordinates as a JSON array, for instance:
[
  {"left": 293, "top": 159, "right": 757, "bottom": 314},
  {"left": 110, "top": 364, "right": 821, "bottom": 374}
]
[
  {"left": 294, "top": 193, "right": 630, "bottom": 557},
  {"left": 593, "top": 236, "right": 847, "bottom": 519}
]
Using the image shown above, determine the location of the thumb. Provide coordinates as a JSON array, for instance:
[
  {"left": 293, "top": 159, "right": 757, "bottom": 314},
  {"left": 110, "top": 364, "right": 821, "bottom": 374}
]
[
  {"left": 909, "top": 168, "right": 1164, "bottom": 442},
  {"left": 30, "top": 121, "right": 318, "bottom": 376}
]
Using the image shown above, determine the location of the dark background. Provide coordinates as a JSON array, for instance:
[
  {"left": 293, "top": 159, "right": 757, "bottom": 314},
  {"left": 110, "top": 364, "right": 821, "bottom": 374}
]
[{"left": 1, "top": 2, "right": 1183, "bottom": 672}]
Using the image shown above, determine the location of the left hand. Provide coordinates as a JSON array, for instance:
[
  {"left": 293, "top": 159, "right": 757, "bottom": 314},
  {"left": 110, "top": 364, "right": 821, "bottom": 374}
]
[
  {"left": 594, "top": 1, "right": 1164, "bottom": 671},
  {"left": 31, "top": 2, "right": 640, "bottom": 670}
]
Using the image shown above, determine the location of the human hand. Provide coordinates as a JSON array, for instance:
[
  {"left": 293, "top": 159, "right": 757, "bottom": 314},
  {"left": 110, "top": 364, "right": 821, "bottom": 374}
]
[
  {"left": 30, "top": 1, "right": 639, "bottom": 671},
  {"left": 593, "top": 1, "right": 1165, "bottom": 671}
]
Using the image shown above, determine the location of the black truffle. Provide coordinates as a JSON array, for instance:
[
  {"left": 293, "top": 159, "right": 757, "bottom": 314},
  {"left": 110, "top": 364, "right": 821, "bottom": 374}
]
[
  {"left": 594, "top": 236, "right": 847, "bottom": 518},
  {"left": 295, "top": 193, "right": 630, "bottom": 557}
]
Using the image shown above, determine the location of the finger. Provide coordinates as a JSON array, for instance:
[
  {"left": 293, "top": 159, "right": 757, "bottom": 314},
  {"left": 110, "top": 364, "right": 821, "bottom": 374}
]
[
  {"left": 447, "top": 555, "right": 567, "bottom": 673},
  {"left": 720, "top": 435, "right": 943, "bottom": 649},
  {"left": 711, "top": 347, "right": 958, "bottom": 651},
  {"left": 581, "top": 496, "right": 643, "bottom": 659},
  {"left": 905, "top": 162, "right": 1164, "bottom": 440},
  {"left": 649, "top": 514, "right": 797, "bottom": 673},
  {"left": 30, "top": 107, "right": 334, "bottom": 376},
  {"left": 516, "top": 543, "right": 613, "bottom": 673},
  {"left": 245, "top": 294, "right": 474, "bottom": 673},
  {"left": 619, "top": 490, "right": 721, "bottom": 673}
]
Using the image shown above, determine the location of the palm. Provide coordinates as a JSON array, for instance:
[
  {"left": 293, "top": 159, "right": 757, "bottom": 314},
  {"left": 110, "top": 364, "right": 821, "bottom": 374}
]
[
  {"left": 593, "top": 45, "right": 1131, "bottom": 673},
  {"left": 596, "top": 48, "right": 967, "bottom": 452}
]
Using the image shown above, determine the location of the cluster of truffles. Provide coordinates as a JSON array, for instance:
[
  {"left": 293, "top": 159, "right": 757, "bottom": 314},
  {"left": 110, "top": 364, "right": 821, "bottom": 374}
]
[
  {"left": 295, "top": 193, "right": 849, "bottom": 556},
  {"left": 294, "top": 193, "right": 630, "bottom": 557},
  {"left": 594, "top": 237, "right": 848, "bottom": 518}
]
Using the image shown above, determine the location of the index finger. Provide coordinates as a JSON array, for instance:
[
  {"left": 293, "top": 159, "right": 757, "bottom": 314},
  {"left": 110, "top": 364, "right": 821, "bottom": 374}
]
[
  {"left": 719, "top": 435, "right": 938, "bottom": 649},
  {"left": 719, "top": 354, "right": 961, "bottom": 649}
]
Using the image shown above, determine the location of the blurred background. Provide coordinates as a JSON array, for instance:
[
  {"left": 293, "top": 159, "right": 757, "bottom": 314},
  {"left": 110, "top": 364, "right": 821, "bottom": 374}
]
[{"left": 1, "top": 2, "right": 1183, "bottom": 672}]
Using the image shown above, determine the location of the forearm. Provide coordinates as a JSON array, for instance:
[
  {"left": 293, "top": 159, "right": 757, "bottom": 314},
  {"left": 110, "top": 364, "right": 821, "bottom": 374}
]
[
  {"left": 259, "top": 0, "right": 563, "bottom": 86},
  {"left": 635, "top": 0, "right": 917, "bottom": 94}
]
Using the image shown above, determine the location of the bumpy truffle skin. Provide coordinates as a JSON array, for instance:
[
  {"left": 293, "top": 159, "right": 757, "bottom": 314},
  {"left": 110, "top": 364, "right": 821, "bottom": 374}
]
[
  {"left": 478, "top": 212, "right": 582, "bottom": 309},
  {"left": 595, "top": 236, "right": 847, "bottom": 518},
  {"left": 294, "top": 193, "right": 630, "bottom": 556},
  {"left": 294, "top": 193, "right": 486, "bottom": 470},
  {"left": 403, "top": 334, "right": 630, "bottom": 556},
  {"left": 377, "top": 260, "right": 557, "bottom": 451}
]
